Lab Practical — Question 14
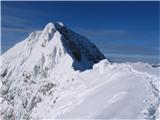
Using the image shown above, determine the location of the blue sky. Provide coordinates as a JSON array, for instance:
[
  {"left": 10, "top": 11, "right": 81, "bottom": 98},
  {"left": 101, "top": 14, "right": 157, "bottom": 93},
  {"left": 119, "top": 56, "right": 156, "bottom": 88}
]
[{"left": 1, "top": 1, "right": 159, "bottom": 64}]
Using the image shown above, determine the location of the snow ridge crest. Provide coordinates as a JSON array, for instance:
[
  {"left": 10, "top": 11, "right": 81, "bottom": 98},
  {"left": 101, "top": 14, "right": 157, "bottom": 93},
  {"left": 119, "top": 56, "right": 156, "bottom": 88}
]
[{"left": 22, "top": 22, "right": 106, "bottom": 71}]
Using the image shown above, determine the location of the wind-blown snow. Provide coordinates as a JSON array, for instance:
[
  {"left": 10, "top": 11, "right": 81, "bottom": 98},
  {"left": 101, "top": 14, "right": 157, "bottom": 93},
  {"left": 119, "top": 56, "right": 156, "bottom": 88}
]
[{"left": 0, "top": 22, "right": 159, "bottom": 120}]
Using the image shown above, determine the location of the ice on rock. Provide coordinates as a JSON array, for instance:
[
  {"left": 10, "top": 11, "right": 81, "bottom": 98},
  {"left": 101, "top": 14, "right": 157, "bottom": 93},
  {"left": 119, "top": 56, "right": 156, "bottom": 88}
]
[
  {"left": 43, "top": 22, "right": 56, "bottom": 32},
  {"left": 56, "top": 21, "right": 64, "bottom": 26}
]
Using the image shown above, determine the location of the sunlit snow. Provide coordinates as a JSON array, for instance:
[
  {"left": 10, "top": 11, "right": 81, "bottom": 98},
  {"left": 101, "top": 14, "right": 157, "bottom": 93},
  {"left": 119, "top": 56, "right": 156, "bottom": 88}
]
[{"left": 0, "top": 22, "right": 159, "bottom": 120}]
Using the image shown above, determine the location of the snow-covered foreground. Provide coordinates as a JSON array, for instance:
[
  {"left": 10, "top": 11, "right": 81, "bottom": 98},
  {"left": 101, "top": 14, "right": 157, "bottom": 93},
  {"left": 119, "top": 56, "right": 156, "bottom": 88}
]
[
  {"left": 0, "top": 22, "right": 159, "bottom": 120},
  {"left": 29, "top": 61, "right": 159, "bottom": 119}
]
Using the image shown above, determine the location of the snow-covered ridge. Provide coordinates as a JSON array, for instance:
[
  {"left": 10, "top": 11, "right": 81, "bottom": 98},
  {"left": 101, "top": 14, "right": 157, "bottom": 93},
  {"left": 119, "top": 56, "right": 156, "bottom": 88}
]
[
  {"left": 0, "top": 22, "right": 159, "bottom": 120},
  {"left": 0, "top": 22, "right": 106, "bottom": 120},
  {"left": 1, "top": 22, "right": 106, "bottom": 72}
]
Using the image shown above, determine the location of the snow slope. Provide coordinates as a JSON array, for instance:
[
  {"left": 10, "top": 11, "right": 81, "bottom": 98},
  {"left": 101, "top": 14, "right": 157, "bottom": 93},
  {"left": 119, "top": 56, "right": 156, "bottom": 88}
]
[
  {"left": 28, "top": 61, "right": 159, "bottom": 120},
  {"left": 56, "top": 61, "right": 159, "bottom": 120},
  {"left": 0, "top": 22, "right": 159, "bottom": 120}
]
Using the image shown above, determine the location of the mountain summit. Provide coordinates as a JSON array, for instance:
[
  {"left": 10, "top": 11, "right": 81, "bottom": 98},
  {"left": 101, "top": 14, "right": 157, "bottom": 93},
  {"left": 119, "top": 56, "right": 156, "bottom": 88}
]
[
  {"left": 43, "top": 22, "right": 106, "bottom": 70},
  {"left": 1, "top": 22, "right": 159, "bottom": 120},
  {"left": 0, "top": 22, "right": 106, "bottom": 119},
  {"left": 2, "top": 22, "right": 106, "bottom": 72}
]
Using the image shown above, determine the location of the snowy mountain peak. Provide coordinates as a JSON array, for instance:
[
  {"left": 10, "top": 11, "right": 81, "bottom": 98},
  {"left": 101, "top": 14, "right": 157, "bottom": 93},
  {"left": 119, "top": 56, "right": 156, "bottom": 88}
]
[
  {"left": 1, "top": 22, "right": 159, "bottom": 120},
  {"left": 1, "top": 22, "right": 106, "bottom": 73},
  {"left": 43, "top": 22, "right": 55, "bottom": 33},
  {"left": 42, "top": 22, "right": 64, "bottom": 35},
  {"left": 33, "top": 22, "right": 106, "bottom": 71},
  {"left": 43, "top": 22, "right": 63, "bottom": 32}
]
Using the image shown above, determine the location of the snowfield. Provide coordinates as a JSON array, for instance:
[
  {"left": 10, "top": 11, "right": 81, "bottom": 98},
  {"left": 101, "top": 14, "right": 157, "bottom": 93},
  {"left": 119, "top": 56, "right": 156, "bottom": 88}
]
[
  {"left": 0, "top": 22, "right": 159, "bottom": 120},
  {"left": 30, "top": 61, "right": 159, "bottom": 120},
  {"left": 57, "top": 61, "right": 159, "bottom": 119}
]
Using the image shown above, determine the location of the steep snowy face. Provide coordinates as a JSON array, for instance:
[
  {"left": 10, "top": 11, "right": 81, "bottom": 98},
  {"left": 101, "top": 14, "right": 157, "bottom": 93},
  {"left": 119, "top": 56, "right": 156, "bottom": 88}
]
[
  {"left": 52, "top": 22, "right": 106, "bottom": 70},
  {"left": 1, "top": 22, "right": 105, "bottom": 72},
  {"left": 0, "top": 22, "right": 159, "bottom": 120},
  {"left": 0, "top": 22, "right": 106, "bottom": 120}
]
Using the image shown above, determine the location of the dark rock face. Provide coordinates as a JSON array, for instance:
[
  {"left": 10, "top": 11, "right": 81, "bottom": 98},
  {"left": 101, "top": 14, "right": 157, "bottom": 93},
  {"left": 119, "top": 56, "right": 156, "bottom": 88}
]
[
  {"left": 1, "top": 69, "right": 7, "bottom": 78},
  {"left": 0, "top": 22, "right": 107, "bottom": 120},
  {"left": 59, "top": 26, "right": 82, "bottom": 61},
  {"left": 54, "top": 23, "right": 106, "bottom": 71}
]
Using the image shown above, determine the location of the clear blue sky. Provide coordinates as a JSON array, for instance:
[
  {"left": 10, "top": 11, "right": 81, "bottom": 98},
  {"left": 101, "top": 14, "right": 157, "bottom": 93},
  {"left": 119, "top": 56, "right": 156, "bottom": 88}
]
[{"left": 1, "top": 1, "right": 159, "bottom": 64}]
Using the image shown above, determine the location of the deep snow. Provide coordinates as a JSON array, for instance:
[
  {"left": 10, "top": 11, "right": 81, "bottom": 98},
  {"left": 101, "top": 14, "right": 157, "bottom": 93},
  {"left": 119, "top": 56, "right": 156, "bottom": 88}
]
[{"left": 0, "top": 22, "right": 159, "bottom": 120}]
